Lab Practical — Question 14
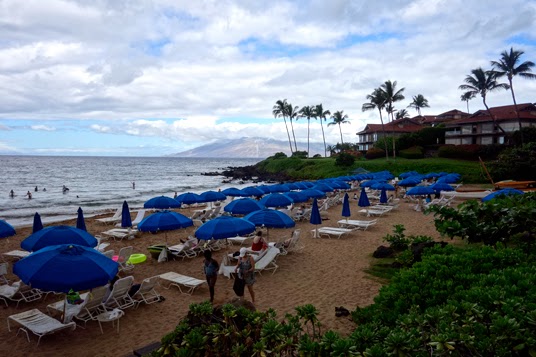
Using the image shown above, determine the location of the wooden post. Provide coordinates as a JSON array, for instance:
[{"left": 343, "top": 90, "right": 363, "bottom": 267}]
[{"left": 479, "top": 156, "right": 494, "bottom": 187}]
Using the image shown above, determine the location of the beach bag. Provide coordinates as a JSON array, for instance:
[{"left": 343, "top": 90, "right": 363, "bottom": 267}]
[
  {"left": 233, "top": 276, "right": 245, "bottom": 297},
  {"left": 66, "top": 289, "right": 82, "bottom": 305}
]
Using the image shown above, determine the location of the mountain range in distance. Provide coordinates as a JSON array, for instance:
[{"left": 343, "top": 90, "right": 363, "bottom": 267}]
[{"left": 169, "top": 137, "right": 329, "bottom": 158}]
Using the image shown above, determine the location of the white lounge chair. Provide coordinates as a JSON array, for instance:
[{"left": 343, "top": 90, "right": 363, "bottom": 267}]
[
  {"left": 2, "top": 250, "right": 30, "bottom": 261},
  {"left": 46, "top": 292, "right": 90, "bottom": 324},
  {"left": 7, "top": 309, "right": 76, "bottom": 346},
  {"left": 312, "top": 227, "right": 355, "bottom": 239},
  {"left": 115, "top": 209, "right": 146, "bottom": 228},
  {"left": 0, "top": 262, "right": 9, "bottom": 284},
  {"left": 117, "top": 246, "right": 135, "bottom": 273},
  {"left": 132, "top": 276, "right": 161, "bottom": 307},
  {"left": 0, "top": 281, "right": 42, "bottom": 308},
  {"left": 337, "top": 219, "right": 378, "bottom": 230},
  {"left": 102, "top": 250, "right": 115, "bottom": 259},
  {"left": 95, "top": 207, "right": 122, "bottom": 224},
  {"left": 73, "top": 285, "right": 109, "bottom": 327},
  {"left": 103, "top": 276, "right": 135, "bottom": 310},
  {"left": 358, "top": 208, "right": 390, "bottom": 217},
  {"left": 159, "top": 272, "right": 206, "bottom": 295},
  {"left": 254, "top": 247, "right": 280, "bottom": 275},
  {"left": 101, "top": 228, "right": 138, "bottom": 241}
]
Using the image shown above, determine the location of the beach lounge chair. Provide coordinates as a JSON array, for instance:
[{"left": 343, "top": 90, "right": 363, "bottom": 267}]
[
  {"left": 117, "top": 246, "right": 135, "bottom": 273},
  {"left": 0, "top": 281, "right": 42, "bottom": 308},
  {"left": 7, "top": 309, "right": 76, "bottom": 346},
  {"left": 46, "top": 292, "right": 90, "bottom": 324},
  {"left": 227, "top": 235, "right": 253, "bottom": 246},
  {"left": 101, "top": 228, "right": 138, "bottom": 241},
  {"left": 218, "top": 255, "right": 236, "bottom": 279},
  {"left": 115, "top": 209, "right": 146, "bottom": 228},
  {"left": 0, "top": 262, "right": 8, "bottom": 284},
  {"left": 95, "top": 207, "right": 122, "bottom": 224},
  {"left": 283, "top": 229, "right": 304, "bottom": 254},
  {"left": 131, "top": 276, "right": 161, "bottom": 307},
  {"left": 358, "top": 207, "right": 390, "bottom": 217},
  {"left": 94, "top": 236, "right": 110, "bottom": 252},
  {"left": 168, "top": 239, "right": 198, "bottom": 260},
  {"left": 312, "top": 227, "right": 355, "bottom": 239},
  {"left": 102, "top": 250, "right": 114, "bottom": 259},
  {"left": 254, "top": 247, "right": 280, "bottom": 275},
  {"left": 207, "top": 206, "right": 222, "bottom": 220},
  {"left": 73, "top": 285, "right": 109, "bottom": 327},
  {"left": 337, "top": 219, "right": 378, "bottom": 231},
  {"left": 159, "top": 272, "right": 206, "bottom": 295},
  {"left": 103, "top": 276, "right": 135, "bottom": 310},
  {"left": 2, "top": 249, "right": 31, "bottom": 261}
]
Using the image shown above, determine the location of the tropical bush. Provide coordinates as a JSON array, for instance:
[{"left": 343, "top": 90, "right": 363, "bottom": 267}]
[
  {"left": 512, "top": 126, "right": 536, "bottom": 146},
  {"left": 271, "top": 152, "right": 287, "bottom": 159},
  {"left": 335, "top": 152, "right": 356, "bottom": 167},
  {"left": 397, "top": 126, "right": 446, "bottom": 150},
  {"left": 488, "top": 142, "right": 536, "bottom": 181},
  {"left": 291, "top": 150, "right": 308, "bottom": 159},
  {"left": 365, "top": 147, "right": 386, "bottom": 160},
  {"left": 398, "top": 146, "right": 424, "bottom": 159},
  {"left": 438, "top": 144, "right": 504, "bottom": 160}
]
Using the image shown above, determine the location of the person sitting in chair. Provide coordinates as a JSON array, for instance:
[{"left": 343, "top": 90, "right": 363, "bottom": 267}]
[{"left": 251, "top": 231, "right": 267, "bottom": 252}]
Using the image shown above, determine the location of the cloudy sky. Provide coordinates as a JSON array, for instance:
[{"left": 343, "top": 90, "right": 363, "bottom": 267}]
[{"left": 1, "top": 0, "right": 535, "bottom": 156}]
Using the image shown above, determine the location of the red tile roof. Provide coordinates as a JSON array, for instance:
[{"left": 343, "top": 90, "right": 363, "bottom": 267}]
[
  {"left": 357, "top": 123, "right": 423, "bottom": 135},
  {"left": 447, "top": 103, "right": 536, "bottom": 125}
]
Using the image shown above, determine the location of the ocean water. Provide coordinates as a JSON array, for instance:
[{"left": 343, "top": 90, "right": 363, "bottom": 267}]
[{"left": 0, "top": 156, "right": 260, "bottom": 228}]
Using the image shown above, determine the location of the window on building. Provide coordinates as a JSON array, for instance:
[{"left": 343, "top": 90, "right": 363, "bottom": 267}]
[
  {"left": 461, "top": 137, "right": 472, "bottom": 144},
  {"left": 461, "top": 125, "right": 472, "bottom": 134},
  {"left": 481, "top": 123, "right": 493, "bottom": 134},
  {"left": 480, "top": 136, "right": 492, "bottom": 145}
]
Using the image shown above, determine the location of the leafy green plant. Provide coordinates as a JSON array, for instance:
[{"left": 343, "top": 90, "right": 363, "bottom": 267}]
[
  {"left": 335, "top": 152, "right": 356, "bottom": 167},
  {"left": 383, "top": 224, "right": 411, "bottom": 251}
]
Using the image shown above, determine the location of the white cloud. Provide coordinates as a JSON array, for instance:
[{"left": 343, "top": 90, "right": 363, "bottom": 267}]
[{"left": 30, "top": 124, "right": 55, "bottom": 131}]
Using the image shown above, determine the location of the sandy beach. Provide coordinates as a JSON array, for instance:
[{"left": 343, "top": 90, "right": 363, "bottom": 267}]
[{"left": 0, "top": 196, "right": 445, "bottom": 357}]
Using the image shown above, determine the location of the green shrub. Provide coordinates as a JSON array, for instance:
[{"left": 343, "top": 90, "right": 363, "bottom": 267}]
[
  {"left": 438, "top": 144, "right": 505, "bottom": 160},
  {"left": 271, "top": 152, "right": 287, "bottom": 159},
  {"left": 398, "top": 146, "right": 424, "bottom": 159},
  {"left": 365, "top": 148, "right": 386, "bottom": 160},
  {"left": 335, "top": 152, "right": 356, "bottom": 167},
  {"left": 291, "top": 150, "right": 308, "bottom": 159},
  {"left": 488, "top": 142, "right": 536, "bottom": 181}
]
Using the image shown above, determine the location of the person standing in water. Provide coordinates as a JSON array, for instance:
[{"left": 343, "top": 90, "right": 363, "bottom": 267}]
[
  {"left": 9, "top": 190, "right": 14, "bottom": 198},
  {"left": 26, "top": 191, "right": 32, "bottom": 199},
  {"left": 132, "top": 181, "right": 135, "bottom": 189}
]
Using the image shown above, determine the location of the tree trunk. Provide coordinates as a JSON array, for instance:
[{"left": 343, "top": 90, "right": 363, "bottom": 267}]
[
  {"left": 283, "top": 117, "right": 293, "bottom": 154},
  {"left": 307, "top": 119, "right": 310, "bottom": 158},
  {"left": 339, "top": 124, "right": 344, "bottom": 145},
  {"left": 482, "top": 96, "right": 506, "bottom": 144},
  {"left": 508, "top": 75, "right": 524, "bottom": 144},
  {"left": 390, "top": 107, "right": 396, "bottom": 159},
  {"left": 320, "top": 119, "right": 327, "bottom": 157},
  {"left": 466, "top": 100, "right": 469, "bottom": 113},
  {"left": 290, "top": 120, "right": 298, "bottom": 152},
  {"left": 378, "top": 108, "right": 389, "bottom": 160}
]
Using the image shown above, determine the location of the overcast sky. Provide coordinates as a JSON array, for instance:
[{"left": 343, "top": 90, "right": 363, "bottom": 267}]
[{"left": 0, "top": 0, "right": 535, "bottom": 156}]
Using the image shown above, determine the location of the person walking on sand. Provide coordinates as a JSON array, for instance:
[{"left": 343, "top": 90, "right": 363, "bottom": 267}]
[
  {"left": 235, "top": 247, "right": 256, "bottom": 304},
  {"left": 203, "top": 250, "right": 219, "bottom": 303}
]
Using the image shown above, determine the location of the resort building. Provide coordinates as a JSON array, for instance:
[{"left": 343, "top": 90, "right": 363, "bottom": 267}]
[{"left": 444, "top": 103, "right": 536, "bottom": 145}]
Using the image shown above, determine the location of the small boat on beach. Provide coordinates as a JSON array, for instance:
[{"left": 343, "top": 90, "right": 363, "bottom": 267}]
[
  {"left": 494, "top": 180, "right": 536, "bottom": 190},
  {"left": 442, "top": 190, "right": 493, "bottom": 199}
]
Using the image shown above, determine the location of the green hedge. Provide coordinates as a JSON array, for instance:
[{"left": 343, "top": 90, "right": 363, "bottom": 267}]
[
  {"left": 398, "top": 146, "right": 424, "bottom": 159},
  {"left": 365, "top": 147, "right": 386, "bottom": 160},
  {"left": 438, "top": 144, "right": 505, "bottom": 160}
]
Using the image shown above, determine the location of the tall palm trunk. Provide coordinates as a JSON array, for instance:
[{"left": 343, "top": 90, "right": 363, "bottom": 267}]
[
  {"left": 307, "top": 119, "right": 310, "bottom": 158},
  {"left": 481, "top": 95, "right": 506, "bottom": 143},
  {"left": 507, "top": 74, "right": 524, "bottom": 143},
  {"left": 390, "top": 108, "right": 396, "bottom": 159},
  {"left": 466, "top": 100, "right": 470, "bottom": 113},
  {"left": 290, "top": 120, "right": 298, "bottom": 152},
  {"left": 320, "top": 119, "right": 327, "bottom": 157},
  {"left": 338, "top": 124, "right": 344, "bottom": 144},
  {"left": 282, "top": 117, "right": 293, "bottom": 154},
  {"left": 378, "top": 109, "right": 389, "bottom": 160}
]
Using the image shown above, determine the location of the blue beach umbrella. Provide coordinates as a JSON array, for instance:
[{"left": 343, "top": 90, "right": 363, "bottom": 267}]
[
  {"left": 144, "top": 196, "right": 181, "bottom": 210},
  {"left": 482, "top": 188, "right": 524, "bottom": 202},
  {"left": 200, "top": 190, "right": 227, "bottom": 203},
  {"left": 0, "top": 219, "right": 16, "bottom": 239},
  {"left": 358, "top": 187, "right": 370, "bottom": 208},
  {"left": 311, "top": 183, "right": 335, "bottom": 193},
  {"left": 300, "top": 189, "right": 326, "bottom": 199},
  {"left": 380, "top": 188, "right": 388, "bottom": 204},
  {"left": 175, "top": 192, "right": 205, "bottom": 205},
  {"left": 255, "top": 185, "right": 273, "bottom": 194},
  {"left": 398, "top": 177, "right": 421, "bottom": 187},
  {"left": 195, "top": 216, "right": 256, "bottom": 240},
  {"left": 310, "top": 198, "right": 322, "bottom": 238},
  {"left": 360, "top": 180, "right": 382, "bottom": 188},
  {"left": 437, "top": 174, "right": 461, "bottom": 184},
  {"left": 285, "top": 183, "right": 300, "bottom": 190},
  {"left": 241, "top": 187, "right": 265, "bottom": 197},
  {"left": 32, "top": 212, "right": 43, "bottom": 234},
  {"left": 76, "top": 207, "right": 87, "bottom": 231},
  {"left": 371, "top": 182, "right": 395, "bottom": 191},
  {"left": 293, "top": 182, "right": 309, "bottom": 190},
  {"left": 138, "top": 210, "right": 193, "bottom": 233},
  {"left": 406, "top": 186, "right": 435, "bottom": 196},
  {"left": 14, "top": 244, "right": 118, "bottom": 293},
  {"left": 259, "top": 193, "right": 294, "bottom": 208},
  {"left": 221, "top": 187, "right": 249, "bottom": 197},
  {"left": 341, "top": 193, "right": 351, "bottom": 221},
  {"left": 284, "top": 191, "right": 309, "bottom": 203},
  {"left": 224, "top": 198, "right": 264, "bottom": 215},
  {"left": 429, "top": 182, "right": 455, "bottom": 192},
  {"left": 244, "top": 209, "right": 296, "bottom": 229},
  {"left": 21, "top": 225, "right": 97, "bottom": 252},
  {"left": 399, "top": 171, "right": 419, "bottom": 179},
  {"left": 269, "top": 184, "right": 291, "bottom": 193},
  {"left": 330, "top": 181, "right": 351, "bottom": 190},
  {"left": 120, "top": 200, "right": 132, "bottom": 228}
]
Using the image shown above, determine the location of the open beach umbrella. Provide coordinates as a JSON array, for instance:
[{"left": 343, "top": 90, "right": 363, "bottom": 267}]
[
  {"left": 14, "top": 244, "right": 118, "bottom": 293},
  {"left": 406, "top": 186, "right": 435, "bottom": 196},
  {"left": 175, "top": 192, "right": 205, "bottom": 205},
  {"left": 398, "top": 177, "right": 421, "bottom": 187},
  {"left": 255, "top": 185, "right": 273, "bottom": 194},
  {"left": 120, "top": 200, "right": 132, "bottom": 228},
  {"left": 371, "top": 182, "right": 395, "bottom": 191},
  {"left": 285, "top": 183, "right": 300, "bottom": 190},
  {"left": 244, "top": 209, "right": 296, "bottom": 229},
  {"left": 221, "top": 187, "right": 248, "bottom": 197},
  {"left": 341, "top": 193, "right": 351, "bottom": 221},
  {"left": 195, "top": 216, "right": 255, "bottom": 240},
  {"left": 437, "top": 174, "right": 461, "bottom": 184},
  {"left": 259, "top": 193, "right": 293, "bottom": 208},
  {"left": 429, "top": 182, "right": 455, "bottom": 192},
  {"left": 360, "top": 180, "right": 382, "bottom": 188},
  {"left": 144, "top": 196, "right": 181, "bottom": 210},
  {"left": 310, "top": 198, "right": 322, "bottom": 238},
  {"left": 224, "top": 198, "right": 264, "bottom": 215},
  {"left": 311, "top": 183, "right": 335, "bottom": 193},
  {"left": 269, "top": 184, "right": 291, "bottom": 193},
  {"left": 32, "top": 212, "right": 43, "bottom": 233},
  {"left": 379, "top": 188, "right": 388, "bottom": 204},
  {"left": 358, "top": 187, "right": 371, "bottom": 208},
  {"left": 0, "top": 219, "right": 16, "bottom": 239},
  {"left": 241, "top": 187, "right": 264, "bottom": 197},
  {"left": 399, "top": 171, "right": 419, "bottom": 179},
  {"left": 284, "top": 191, "right": 309, "bottom": 203},
  {"left": 21, "top": 225, "right": 97, "bottom": 252},
  {"left": 138, "top": 210, "right": 193, "bottom": 233},
  {"left": 300, "top": 189, "right": 326, "bottom": 199},
  {"left": 200, "top": 190, "right": 227, "bottom": 203},
  {"left": 76, "top": 207, "right": 87, "bottom": 231},
  {"left": 482, "top": 188, "right": 524, "bottom": 202}
]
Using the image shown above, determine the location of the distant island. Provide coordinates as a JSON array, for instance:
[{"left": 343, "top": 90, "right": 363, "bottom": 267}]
[{"left": 169, "top": 137, "right": 327, "bottom": 159}]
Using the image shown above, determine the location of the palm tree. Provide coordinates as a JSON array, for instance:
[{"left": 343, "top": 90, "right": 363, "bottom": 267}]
[
  {"left": 272, "top": 99, "right": 293, "bottom": 154},
  {"left": 396, "top": 109, "right": 410, "bottom": 120},
  {"left": 407, "top": 94, "right": 430, "bottom": 116},
  {"left": 458, "top": 67, "right": 510, "bottom": 137},
  {"left": 313, "top": 104, "right": 331, "bottom": 157},
  {"left": 299, "top": 105, "right": 315, "bottom": 157},
  {"left": 460, "top": 92, "right": 475, "bottom": 113},
  {"left": 286, "top": 102, "right": 300, "bottom": 153},
  {"left": 328, "top": 111, "right": 350, "bottom": 144},
  {"left": 380, "top": 80, "right": 405, "bottom": 159},
  {"left": 491, "top": 47, "right": 536, "bottom": 143},
  {"left": 362, "top": 88, "right": 389, "bottom": 159}
]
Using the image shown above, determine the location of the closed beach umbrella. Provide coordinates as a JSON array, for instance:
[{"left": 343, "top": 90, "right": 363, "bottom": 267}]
[
  {"left": 380, "top": 188, "right": 388, "bottom": 204},
  {"left": 120, "top": 200, "right": 132, "bottom": 228},
  {"left": 144, "top": 196, "right": 181, "bottom": 209},
  {"left": 300, "top": 189, "right": 326, "bottom": 199},
  {"left": 195, "top": 216, "right": 255, "bottom": 240},
  {"left": 406, "top": 186, "right": 435, "bottom": 196},
  {"left": 429, "top": 182, "right": 455, "bottom": 192},
  {"left": 32, "top": 212, "right": 43, "bottom": 234},
  {"left": 21, "top": 225, "right": 97, "bottom": 252},
  {"left": 0, "top": 219, "right": 16, "bottom": 239},
  {"left": 221, "top": 187, "right": 248, "bottom": 197},
  {"left": 200, "top": 190, "right": 227, "bottom": 203},
  {"left": 341, "top": 193, "right": 351, "bottom": 221},
  {"left": 241, "top": 187, "right": 264, "bottom": 197},
  {"left": 259, "top": 193, "right": 293, "bottom": 208},
  {"left": 14, "top": 244, "right": 118, "bottom": 293},
  {"left": 358, "top": 187, "right": 370, "bottom": 208},
  {"left": 224, "top": 198, "right": 264, "bottom": 215},
  {"left": 284, "top": 191, "right": 309, "bottom": 203},
  {"left": 138, "top": 211, "right": 193, "bottom": 233},
  {"left": 175, "top": 192, "right": 205, "bottom": 205},
  {"left": 76, "top": 207, "right": 87, "bottom": 231},
  {"left": 310, "top": 198, "right": 322, "bottom": 238},
  {"left": 482, "top": 188, "right": 524, "bottom": 202}
]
